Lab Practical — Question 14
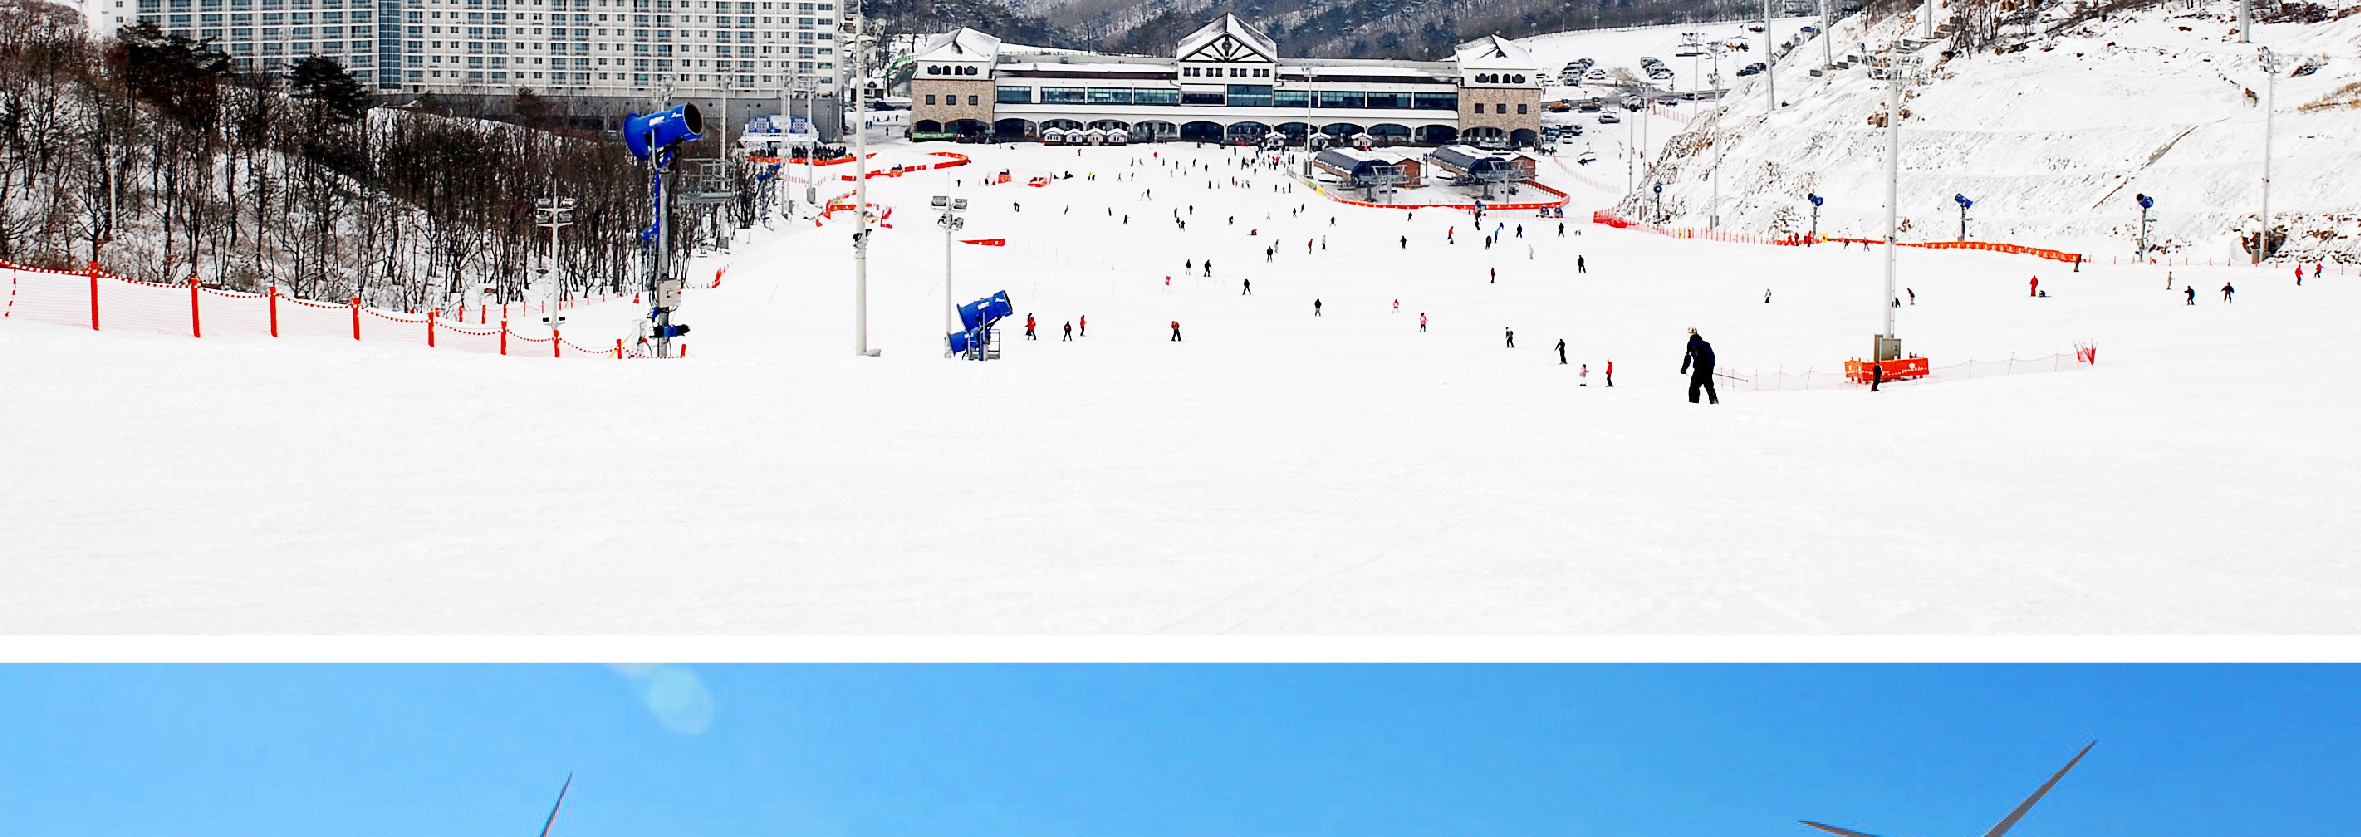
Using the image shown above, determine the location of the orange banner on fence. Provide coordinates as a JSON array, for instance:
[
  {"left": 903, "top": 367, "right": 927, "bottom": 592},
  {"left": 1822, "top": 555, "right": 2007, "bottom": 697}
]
[{"left": 960, "top": 238, "right": 1006, "bottom": 246}]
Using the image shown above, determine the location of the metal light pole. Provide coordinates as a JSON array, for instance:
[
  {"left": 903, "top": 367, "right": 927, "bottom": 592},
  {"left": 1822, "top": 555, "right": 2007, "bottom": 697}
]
[
  {"left": 1822, "top": 0, "right": 1832, "bottom": 70},
  {"left": 2240, "top": 0, "right": 2251, "bottom": 43},
  {"left": 1923, "top": 0, "right": 1934, "bottom": 40},
  {"left": 2254, "top": 46, "right": 2276, "bottom": 264},
  {"left": 850, "top": 7, "right": 879, "bottom": 357},
  {"left": 1709, "top": 133, "right": 1720, "bottom": 229},
  {"left": 1954, "top": 193, "right": 1972, "bottom": 240},
  {"left": 1763, "top": 0, "right": 1775, "bottom": 111},
  {"left": 1809, "top": 192, "right": 1822, "bottom": 241},
  {"left": 1877, "top": 61, "right": 1909, "bottom": 362},
  {"left": 2135, "top": 193, "right": 2153, "bottom": 261},
  {"left": 798, "top": 73, "right": 818, "bottom": 206},
  {"left": 934, "top": 194, "right": 966, "bottom": 339}
]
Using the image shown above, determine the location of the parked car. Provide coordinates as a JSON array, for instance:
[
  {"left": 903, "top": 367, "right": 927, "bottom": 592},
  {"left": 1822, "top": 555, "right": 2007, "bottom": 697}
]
[
  {"left": 1586, "top": 68, "right": 1608, "bottom": 80},
  {"left": 1736, "top": 62, "right": 1767, "bottom": 76},
  {"left": 1598, "top": 112, "right": 1621, "bottom": 123},
  {"left": 1800, "top": 25, "right": 1820, "bottom": 35}
]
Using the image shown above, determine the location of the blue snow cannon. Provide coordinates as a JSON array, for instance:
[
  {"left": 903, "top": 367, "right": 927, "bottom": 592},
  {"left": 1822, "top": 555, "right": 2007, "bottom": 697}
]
[
  {"left": 2137, "top": 193, "right": 2154, "bottom": 210},
  {"left": 1808, "top": 193, "right": 1823, "bottom": 207},
  {"left": 625, "top": 103, "right": 705, "bottom": 161},
  {"left": 949, "top": 291, "right": 1015, "bottom": 359}
]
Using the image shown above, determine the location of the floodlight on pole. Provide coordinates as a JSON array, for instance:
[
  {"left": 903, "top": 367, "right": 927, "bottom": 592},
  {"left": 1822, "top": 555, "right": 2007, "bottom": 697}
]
[
  {"left": 1954, "top": 193, "right": 1972, "bottom": 241},
  {"left": 2254, "top": 46, "right": 2276, "bottom": 265},
  {"left": 934, "top": 194, "right": 967, "bottom": 342},
  {"left": 849, "top": 4, "right": 880, "bottom": 358},
  {"left": 1877, "top": 61, "right": 1909, "bottom": 363}
]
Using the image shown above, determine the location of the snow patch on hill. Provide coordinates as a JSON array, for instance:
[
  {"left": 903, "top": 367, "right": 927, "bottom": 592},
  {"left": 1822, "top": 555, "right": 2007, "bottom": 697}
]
[{"left": 1603, "top": 0, "right": 2361, "bottom": 262}]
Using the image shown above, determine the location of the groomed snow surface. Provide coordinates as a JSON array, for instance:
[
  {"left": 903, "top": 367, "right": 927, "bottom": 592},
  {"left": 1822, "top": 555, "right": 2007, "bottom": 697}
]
[{"left": 3, "top": 141, "right": 2357, "bottom": 634}]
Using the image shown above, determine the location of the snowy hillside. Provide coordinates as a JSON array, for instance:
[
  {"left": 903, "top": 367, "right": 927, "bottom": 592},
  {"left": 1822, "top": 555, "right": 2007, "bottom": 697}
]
[
  {"left": 1597, "top": 1, "right": 2361, "bottom": 262},
  {"left": 8, "top": 140, "right": 2360, "bottom": 633}
]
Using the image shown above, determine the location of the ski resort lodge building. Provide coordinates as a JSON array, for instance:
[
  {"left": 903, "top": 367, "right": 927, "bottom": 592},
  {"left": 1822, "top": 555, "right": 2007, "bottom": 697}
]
[{"left": 910, "top": 15, "right": 1544, "bottom": 147}]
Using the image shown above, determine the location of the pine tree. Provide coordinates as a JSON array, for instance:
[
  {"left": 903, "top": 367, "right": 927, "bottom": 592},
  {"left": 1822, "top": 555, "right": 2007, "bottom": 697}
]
[{"left": 287, "top": 54, "right": 370, "bottom": 126}]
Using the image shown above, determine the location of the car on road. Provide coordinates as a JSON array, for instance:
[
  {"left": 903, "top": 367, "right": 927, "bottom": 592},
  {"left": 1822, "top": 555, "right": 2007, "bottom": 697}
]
[{"left": 1736, "top": 62, "right": 1767, "bottom": 76}]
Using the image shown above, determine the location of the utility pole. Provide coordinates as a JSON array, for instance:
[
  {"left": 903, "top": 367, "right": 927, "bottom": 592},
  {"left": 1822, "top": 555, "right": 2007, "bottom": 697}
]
[
  {"left": 2240, "top": 0, "right": 2251, "bottom": 43},
  {"left": 2255, "top": 46, "right": 2276, "bottom": 264},
  {"left": 850, "top": 4, "right": 879, "bottom": 357},
  {"left": 1924, "top": 0, "right": 1934, "bottom": 40}
]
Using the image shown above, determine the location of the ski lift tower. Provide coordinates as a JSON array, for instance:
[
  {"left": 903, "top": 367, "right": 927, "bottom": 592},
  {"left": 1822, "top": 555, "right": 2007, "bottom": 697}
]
[
  {"left": 1361, "top": 164, "right": 1410, "bottom": 203},
  {"left": 677, "top": 157, "right": 740, "bottom": 251},
  {"left": 534, "top": 194, "right": 576, "bottom": 317}
]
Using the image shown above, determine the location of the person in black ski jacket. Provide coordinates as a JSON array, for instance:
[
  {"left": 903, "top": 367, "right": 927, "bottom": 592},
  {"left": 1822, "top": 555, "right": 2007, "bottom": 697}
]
[{"left": 1681, "top": 329, "right": 1719, "bottom": 404}]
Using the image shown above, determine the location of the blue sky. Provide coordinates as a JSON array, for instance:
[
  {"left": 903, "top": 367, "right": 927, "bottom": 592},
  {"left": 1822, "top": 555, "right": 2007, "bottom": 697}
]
[{"left": 2, "top": 665, "right": 2354, "bottom": 837}]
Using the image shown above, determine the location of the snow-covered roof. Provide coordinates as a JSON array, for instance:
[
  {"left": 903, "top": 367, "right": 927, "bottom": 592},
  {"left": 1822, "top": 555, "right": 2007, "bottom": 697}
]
[
  {"left": 1455, "top": 35, "right": 1537, "bottom": 71},
  {"left": 1177, "top": 14, "right": 1278, "bottom": 63},
  {"left": 914, "top": 28, "right": 1001, "bottom": 63}
]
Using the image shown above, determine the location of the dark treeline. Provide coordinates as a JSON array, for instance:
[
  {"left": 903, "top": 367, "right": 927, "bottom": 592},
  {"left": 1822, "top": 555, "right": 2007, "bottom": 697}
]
[{"left": 0, "top": 1, "right": 670, "bottom": 310}]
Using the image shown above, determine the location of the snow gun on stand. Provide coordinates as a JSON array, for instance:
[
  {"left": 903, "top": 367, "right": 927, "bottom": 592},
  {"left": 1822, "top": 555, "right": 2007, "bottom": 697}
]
[{"left": 948, "top": 291, "right": 1013, "bottom": 360}]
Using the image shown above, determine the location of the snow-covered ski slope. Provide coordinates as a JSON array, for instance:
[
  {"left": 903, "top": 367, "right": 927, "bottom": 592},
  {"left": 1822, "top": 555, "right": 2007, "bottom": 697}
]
[
  {"left": 3, "top": 140, "right": 2357, "bottom": 634},
  {"left": 1522, "top": 14, "right": 1826, "bottom": 100},
  {"left": 1611, "top": 1, "right": 2361, "bottom": 261}
]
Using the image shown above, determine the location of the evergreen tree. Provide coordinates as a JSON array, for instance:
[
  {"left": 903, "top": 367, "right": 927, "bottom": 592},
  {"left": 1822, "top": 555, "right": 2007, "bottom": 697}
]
[{"left": 287, "top": 54, "right": 370, "bottom": 125}]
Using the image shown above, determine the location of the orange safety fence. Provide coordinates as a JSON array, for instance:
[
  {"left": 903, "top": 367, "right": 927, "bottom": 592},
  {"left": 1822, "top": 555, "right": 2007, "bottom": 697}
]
[
  {"left": 836, "top": 150, "right": 973, "bottom": 181},
  {"left": 1592, "top": 212, "right": 2087, "bottom": 265},
  {"left": 0, "top": 260, "right": 677, "bottom": 360}
]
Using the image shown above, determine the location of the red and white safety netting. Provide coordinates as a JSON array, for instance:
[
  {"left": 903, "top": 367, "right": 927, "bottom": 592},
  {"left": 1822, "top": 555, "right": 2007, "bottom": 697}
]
[
  {"left": 1716, "top": 350, "right": 2096, "bottom": 392},
  {"left": 0, "top": 261, "right": 662, "bottom": 360}
]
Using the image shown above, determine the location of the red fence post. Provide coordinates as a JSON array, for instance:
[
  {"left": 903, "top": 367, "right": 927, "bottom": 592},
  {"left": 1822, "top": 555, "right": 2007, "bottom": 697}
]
[
  {"left": 499, "top": 319, "right": 509, "bottom": 355},
  {"left": 267, "top": 285, "right": 280, "bottom": 337},
  {"left": 614, "top": 338, "right": 623, "bottom": 359},
  {"left": 350, "top": 296, "right": 362, "bottom": 340},
  {"left": 189, "top": 275, "right": 202, "bottom": 338},
  {"left": 427, "top": 308, "right": 438, "bottom": 348},
  {"left": 552, "top": 327, "right": 562, "bottom": 358},
  {"left": 87, "top": 262, "right": 100, "bottom": 331}
]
